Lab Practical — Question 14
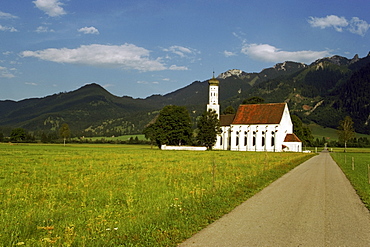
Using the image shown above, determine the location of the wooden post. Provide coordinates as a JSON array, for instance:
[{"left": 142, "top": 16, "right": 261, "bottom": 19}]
[
  {"left": 352, "top": 157, "right": 354, "bottom": 170},
  {"left": 368, "top": 164, "right": 370, "bottom": 184}
]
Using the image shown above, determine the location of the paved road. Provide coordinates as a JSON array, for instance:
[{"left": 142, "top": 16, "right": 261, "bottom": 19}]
[{"left": 180, "top": 152, "right": 370, "bottom": 246}]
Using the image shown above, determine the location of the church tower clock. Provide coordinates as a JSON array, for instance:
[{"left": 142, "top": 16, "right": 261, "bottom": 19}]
[{"left": 207, "top": 73, "right": 220, "bottom": 118}]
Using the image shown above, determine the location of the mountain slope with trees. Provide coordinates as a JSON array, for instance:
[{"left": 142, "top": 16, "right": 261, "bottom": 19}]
[{"left": 0, "top": 53, "right": 369, "bottom": 137}]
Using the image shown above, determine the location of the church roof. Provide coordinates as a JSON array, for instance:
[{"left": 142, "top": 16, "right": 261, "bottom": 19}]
[
  {"left": 284, "top": 133, "right": 302, "bottom": 142},
  {"left": 220, "top": 114, "right": 235, "bottom": 126},
  {"left": 232, "top": 103, "right": 286, "bottom": 125}
]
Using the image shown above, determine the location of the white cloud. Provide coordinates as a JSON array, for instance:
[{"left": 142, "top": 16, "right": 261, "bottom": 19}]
[
  {"left": 0, "top": 66, "right": 15, "bottom": 78},
  {"left": 163, "top": 45, "right": 199, "bottom": 58},
  {"left": 0, "top": 24, "right": 18, "bottom": 32},
  {"left": 308, "top": 15, "right": 370, "bottom": 36},
  {"left": 0, "top": 11, "right": 18, "bottom": 19},
  {"left": 35, "top": 26, "right": 55, "bottom": 33},
  {"left": 223, "top": 50, "right": 236, "bottom": 57},
  {"left": 25, "top": 82, "right": 38, "bottom": 86},
  {"left": 78, "top": 26, "right": 99, "bottom": 35},
  {"left": 169, "top": 65, "right": 188, "bottom": 70},
  {"left": 308, "top": 15, "right": 348, "bottom": 32},
  {"left": 348, "top": 17, "right": 370, "bottom": 36},
  {"left": 21, "top": 43, "right": 168, "bottom": 72},
  {"left": 241, "top": 43, "right": 330, "bottom": 63},
  {"left": 33, "top": 0, "right": 66, "bottom": 17}
]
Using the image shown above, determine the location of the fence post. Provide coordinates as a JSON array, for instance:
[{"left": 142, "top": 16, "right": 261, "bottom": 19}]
[
  {"left": 368, "top": 164, "right": 370, "bottom": 184},
  {"left": 352, "top": 157, "right": 354, "bottom": 170}
]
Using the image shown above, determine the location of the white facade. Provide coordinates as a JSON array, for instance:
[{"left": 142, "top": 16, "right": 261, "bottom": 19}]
[
  {"left": 208, "top": 76, "right": 301, "bottom": 152},
  {"left": 206, "top": 77, "right": 220, "bottom": 117}
]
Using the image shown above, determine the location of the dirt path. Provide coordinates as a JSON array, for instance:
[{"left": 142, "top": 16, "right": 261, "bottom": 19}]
[{"left": 180, "top": 152, "right": 370, "bottom": 246}]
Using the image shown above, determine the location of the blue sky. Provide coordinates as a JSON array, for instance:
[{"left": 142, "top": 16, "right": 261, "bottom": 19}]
[{"left": 1, "top": 0, "right": 369, "bottom": 100}]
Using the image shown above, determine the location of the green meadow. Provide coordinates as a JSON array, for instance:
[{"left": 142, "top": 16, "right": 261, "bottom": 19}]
[
  {"left": 331, "top": 149, "right": 370, "bottom": 210},
  {"left": 0, "top": 144, "right": 314, "bottom": 246}
]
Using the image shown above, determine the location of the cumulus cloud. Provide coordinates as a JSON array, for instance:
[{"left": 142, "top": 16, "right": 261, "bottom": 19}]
[
  {"left": 33, "top": 0, "right": 66, "bottom": 17},
  {"left": 0, "top": 11, "right": 18, "bottom": 19},
  {"left": 0, "top": 24, "right": 18, "bottom": 32},
  {"left": 21, "top": 43, "right": 168, "bottom": 72},
  {"left": 78, "top": 26, "right": 99, "bottom": 35},
  {"left": 241, "top": 43, "right": 330, "bottom": 63},
  {"left": 308, "top": 15, "right": 370, "bottom": 36},
  {"left": 348, "top": 17, "right": 370, "bottom": 36}
]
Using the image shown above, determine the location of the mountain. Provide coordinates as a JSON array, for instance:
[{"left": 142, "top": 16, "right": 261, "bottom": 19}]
[{"left": 1, "top": 53, "right": 369, "bottom": 136}]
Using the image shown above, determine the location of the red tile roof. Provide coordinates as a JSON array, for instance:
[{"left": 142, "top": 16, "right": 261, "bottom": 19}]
[
  {"left": 220, "top": 114, "right": 235, "bottom": 126},
  {"left": 232, "top": 103, "right": 286, "bottom": 125},
  {"left": 284, "top": 133, "right": 302, "bottom": 142}
]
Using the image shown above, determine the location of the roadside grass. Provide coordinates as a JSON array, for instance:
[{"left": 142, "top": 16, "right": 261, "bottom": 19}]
[
  {"left": 331, "top": 149, "right": 370, "bottom": 210},
  {"left": 0, "top": 144, "right": 314, "bottom": 246}
]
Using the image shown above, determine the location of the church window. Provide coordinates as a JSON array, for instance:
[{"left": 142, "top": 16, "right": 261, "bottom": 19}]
[
  {"left": 244, "top": 136, "right": 247, "bottom": 146},
  {"left": 220, "top": 137, "right": 223, "bottom": 146},
  {"left": 271, "top": 136, "right": 275, "bottom": 146},
  {"left": 252, "top": 131, "right": 256, "bottom": 146},
  {"left": 236, "top": 136, "right": 239, "bottom": 146},
  {"left": 262, "top": 136, "right": 265, "bottom": 146}
]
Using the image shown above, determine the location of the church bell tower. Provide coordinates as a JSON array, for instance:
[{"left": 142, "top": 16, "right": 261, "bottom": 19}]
[{"left": 207, "top": 72, "right": 220, "bottom": 118}]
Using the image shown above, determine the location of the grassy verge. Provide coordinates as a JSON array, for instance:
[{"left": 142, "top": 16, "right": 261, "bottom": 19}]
[
  {"left": 331, "top": 150, "right": 370, "bottom": 210},
  {"left": 0, "top": 144, "right": 314, "bottom": 246}
]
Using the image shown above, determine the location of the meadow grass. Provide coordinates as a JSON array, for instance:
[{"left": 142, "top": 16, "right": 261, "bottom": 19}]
[
  {"left": 331, "top": 149, "right": 370, "bottom": 210},
  {"left": 0, "top": 144, "right": 314, "bottom": 246}
]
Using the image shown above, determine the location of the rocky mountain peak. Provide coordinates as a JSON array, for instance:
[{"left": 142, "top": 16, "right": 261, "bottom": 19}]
[{"left": 217, "top": 69, "right": 246, "bottom": 79}]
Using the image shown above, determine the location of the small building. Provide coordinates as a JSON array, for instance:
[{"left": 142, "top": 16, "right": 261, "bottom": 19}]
[{"left": 207, "top": 75, "right": 302, "bottom": 152}]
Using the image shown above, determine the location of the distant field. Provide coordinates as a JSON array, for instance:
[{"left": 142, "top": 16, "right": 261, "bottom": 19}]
[
  {"left": 309, "top": 123, "right": 370, "bottom": 141},
  {"left": 0, "top": 144, "right": 313, "bottom": 246},
  {"left": 75, "top": 134, "right": 146, "bottom": 142},
  {"left": 331, "top": 149, "right": 370, "bottom": 210}
]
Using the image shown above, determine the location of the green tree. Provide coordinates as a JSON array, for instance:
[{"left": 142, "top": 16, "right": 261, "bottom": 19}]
[
  {"left": 59, "top": 123, "right": 71, "bottom": 146},
  {"left": 337, "top": 116, "right": 355, "bottom": 152},
  {"left": 10, "top": 128, "right": 26, "bottom": 142},
  {"left": 144, "top": 105, "right": 192, "bottom": 148},
  {"left": 242, "top": 96, "right": 265, "bottom": 104},
  {"left": 197, "top": 110, "right": 221, "bottom": 150},
  {"left": 291, "top": 115, "right": 313, "bottom": 147},
  {"left": 0, "top": 132, "right": 3, "bottom": 142},
  {"left": 222, "top": 106, "right": 235, "bottom": 115}
]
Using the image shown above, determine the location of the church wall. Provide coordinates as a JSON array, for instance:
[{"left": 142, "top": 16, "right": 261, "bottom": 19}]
[{"left": 229, "top": 124, "right": 283, "bottom": 152}]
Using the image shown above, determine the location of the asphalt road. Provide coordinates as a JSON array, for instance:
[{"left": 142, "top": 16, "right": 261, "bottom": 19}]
[{"left": 179, "top": 151, "right": 370, "bottom": 246}]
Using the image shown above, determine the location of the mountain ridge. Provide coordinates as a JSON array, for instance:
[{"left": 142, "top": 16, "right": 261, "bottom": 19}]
[{"left": 1, "top": 53, "right": 369, "bottom": 136}]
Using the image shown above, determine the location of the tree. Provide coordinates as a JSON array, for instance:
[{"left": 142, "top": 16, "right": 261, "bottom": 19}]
[
  {"left": 10, "top": 128, "right": 26, "bottom": 142},
  {"left": 291, "top": 115, "right": 313, "bottom": 147},
  {"left": 143, "top": 105, "right": 192, "bottom": 148},
  {"left": 197, "top": 110, "right": 221, "bottom": 150},
  {"left": 59, "top": 123, "right": 71, "bottom": 146},
  {"left": 222, "top": 106, "right": 235, "bottom": 115},
  {"left": 337, "top": 116, "right": 355, "bottom": 152},
  {"left": 242, "top": 96, "right": 265, "bottom": 104}
]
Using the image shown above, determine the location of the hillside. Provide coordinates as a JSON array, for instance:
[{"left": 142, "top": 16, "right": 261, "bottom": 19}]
[{"left": 0, "top": 53, "right": 369, "bottom": 136}]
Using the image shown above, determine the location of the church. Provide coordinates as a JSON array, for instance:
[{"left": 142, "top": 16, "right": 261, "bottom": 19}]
[{"left": 207, "top": 75, "right": 302, "bottom": 152}]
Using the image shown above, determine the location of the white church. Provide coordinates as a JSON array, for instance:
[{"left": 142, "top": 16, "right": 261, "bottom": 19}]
[{"left": 207, "top": 75, "right": 302, "bottom": 152}]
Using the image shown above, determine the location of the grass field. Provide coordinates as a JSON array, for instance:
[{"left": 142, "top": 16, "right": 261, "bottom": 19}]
[
  {"left": 309, "top": 123, "right": 370, "bottom": 141},
  {"left": 0, "top": 144, "right": 314, "bottom": 246},
  {"left": 331, "top": 149, "right": 370, "bottom": 210}
]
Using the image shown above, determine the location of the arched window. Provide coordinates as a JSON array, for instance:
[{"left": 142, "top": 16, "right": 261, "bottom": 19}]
[
  {"left": 262, "top": 136, "right": 265, "bottom": 146},
  {"left": 220, "top": 136, "right": 223, "bottom": 146},
  {"left": 244, "top": 136, "right": 247, "bottom": 146}
]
